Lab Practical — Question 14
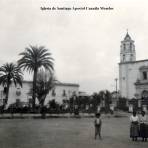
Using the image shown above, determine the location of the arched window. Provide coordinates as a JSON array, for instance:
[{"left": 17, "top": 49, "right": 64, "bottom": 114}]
[
  {"left": 143, "top": 71, "right": 147, "bottom": 80},
  {"left": 130, "top": 42, "right": 132, "bottom": 50},
  {"left": 62, "top": 90, "right": 66, "bottom": 97},
  {"left": 130, "top": 54, "right": 133, "bottom": 61},
  {"left": 142, "top": 90, "right": 148, "bottom": 100},
  {"left": 52, "top": 89, "right": 56, "bottom": 96},
  {"left": 123, "top": 55, "right": 125, "bottom": 61},
  {"left": 123, "top": 43, "right": 126, "bottom": 50}
]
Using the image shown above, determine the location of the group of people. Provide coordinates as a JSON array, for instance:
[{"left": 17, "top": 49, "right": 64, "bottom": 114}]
[
  {"left": 130, "top": 111, "right": 148, "bottom": 142},
  {"left": 94, "top": 110, "right": 148, "bottom": 142}
]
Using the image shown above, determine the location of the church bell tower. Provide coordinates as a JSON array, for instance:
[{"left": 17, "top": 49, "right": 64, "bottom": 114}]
[{"left": 120, "top": 31, "right": 136, "bottom": 63}]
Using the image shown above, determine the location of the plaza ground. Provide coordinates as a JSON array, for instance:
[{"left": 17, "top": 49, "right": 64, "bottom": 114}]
[{"left": 0, "top": 114, "right": 147, "bottom": 148}]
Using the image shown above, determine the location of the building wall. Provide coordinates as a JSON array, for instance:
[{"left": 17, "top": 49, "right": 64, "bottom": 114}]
[
  {"left": 135, "top": 83, "right": 148, "bottom": 98},
  {"left": 0, "top": 82, "right": 32, "bottom": 106},
  {"left": 0, "top": 81, "right": 79, "bottom": 106},
  {"left": 45, "top": 83, "right": 79, "bottom": 104},
  {"left": 119, "top": 60, "right": 148, "bottom": 99}
]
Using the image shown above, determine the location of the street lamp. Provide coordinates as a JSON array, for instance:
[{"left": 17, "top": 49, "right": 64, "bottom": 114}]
[
  {"left": 115, "top": 78, "right": 118, "bottom": 94},
  {"left": 115, "top": 78, "right": 118, "bottom": 108}
]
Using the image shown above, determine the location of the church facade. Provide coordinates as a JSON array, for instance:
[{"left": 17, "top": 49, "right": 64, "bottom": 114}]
[{"left": 119, "top": 32, "right": 148, "bottom": 109}]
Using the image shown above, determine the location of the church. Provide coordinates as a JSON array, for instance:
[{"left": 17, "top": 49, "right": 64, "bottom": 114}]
[{"left": 119, "top": 32, "right": 148, "bottom": 109}]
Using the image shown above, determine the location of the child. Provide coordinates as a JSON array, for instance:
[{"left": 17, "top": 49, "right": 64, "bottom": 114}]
[{"left": 94, "top": 112, "right": 102, "bottom": 140}]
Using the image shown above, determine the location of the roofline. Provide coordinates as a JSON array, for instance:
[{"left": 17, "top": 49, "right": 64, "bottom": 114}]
[
  {"left": 119, "top": 59, "right": 148, "bottom": 65},
  {"left": 23, "top": 80, "right": 32, "bottom": 83},
  {"left": 23, "top": 80, "right": 79, "bottom": 87},
  {"left": 55, "top": 82, "right": 79, "bottom": 87},
  {"left": 135, "top": 81, "right": 148, "bottom": 85}
]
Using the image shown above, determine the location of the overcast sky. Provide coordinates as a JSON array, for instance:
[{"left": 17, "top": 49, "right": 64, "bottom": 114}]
[{"left": 0, "top": 0, "right": 148, "bottom": 94}]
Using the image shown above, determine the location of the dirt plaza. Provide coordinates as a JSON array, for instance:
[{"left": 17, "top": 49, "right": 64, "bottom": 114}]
[{"left": 0, "top": 114, "right": 147, "bottom": 148}]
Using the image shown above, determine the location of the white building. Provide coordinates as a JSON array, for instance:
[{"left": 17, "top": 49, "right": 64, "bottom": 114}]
[
  {"left": 119, "top": 32, "right": 148, "bottom": 101},
  {"left": 0, "top": 81, "right": 79, "bottom": 106}
]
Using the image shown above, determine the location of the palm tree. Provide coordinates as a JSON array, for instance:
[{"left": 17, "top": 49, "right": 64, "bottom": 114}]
[
  {"left": 18, "top": 45, "right": 54, "bottom": 110},
  {"left": 0, "top": 63, "right": 23, "bottom": 107}
]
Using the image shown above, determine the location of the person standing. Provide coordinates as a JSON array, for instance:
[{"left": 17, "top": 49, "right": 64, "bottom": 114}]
[
  {"left": 139, "top": 111, "right": 147, "bottom": 142},
  {"left": 94, "top": 112, "right": 102, "bottom": 140},
  {"left": 130, "top": 111, "right": 139, "bottom": 141}
]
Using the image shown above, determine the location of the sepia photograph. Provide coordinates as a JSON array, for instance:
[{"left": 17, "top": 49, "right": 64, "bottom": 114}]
[{"left": 0, "top": 0, "right": 148, "bottom": 147}]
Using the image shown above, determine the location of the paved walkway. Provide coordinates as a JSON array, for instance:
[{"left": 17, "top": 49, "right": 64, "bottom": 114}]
[{"left": 0, "top": 111, "right": 129, "bottom": 119}]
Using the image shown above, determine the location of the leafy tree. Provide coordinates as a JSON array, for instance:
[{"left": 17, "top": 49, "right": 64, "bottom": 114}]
[
  {"left": 36, "top": 69, "right": 56, "bottom": 107},
  {"left": 0, "top": 63, "right": 23, "bottom": 107},
  {"left": 49, "top": 99, "right": 60, "bottom": 113},
  {"left": 97, "top": 90, "right": 112, "bottom": 113},
  {"left": 18, "top": 45, "right": 54, "bottom": 110},
  {"left": 92, "top": 93, "right": 101, "bottom": 105},
  {"left": 104, "top": 90, "right": 112, "bottom": 112},
  {"left": 49, "top": 99, "right": 57, "bottom": 109},
  {"left": 98, "top": 90, "right": 105, "bottom": 107}
]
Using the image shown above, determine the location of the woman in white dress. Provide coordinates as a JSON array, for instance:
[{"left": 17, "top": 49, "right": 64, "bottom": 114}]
[{"left": 130, "top": 111, "right": 139, "bottom": 141}]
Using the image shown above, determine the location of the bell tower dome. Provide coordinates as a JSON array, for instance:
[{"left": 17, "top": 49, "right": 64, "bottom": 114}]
[{"left": 120, "top": 31, "right": 136, "bottom": 62}]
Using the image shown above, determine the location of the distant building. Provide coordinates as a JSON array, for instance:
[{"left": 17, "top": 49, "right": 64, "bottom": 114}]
[
  {"left": 119, "top": 32, "right": 148, "bottom": 110},
  {"left": 0, "top": 81, "right": 79, "bottom": 106}
]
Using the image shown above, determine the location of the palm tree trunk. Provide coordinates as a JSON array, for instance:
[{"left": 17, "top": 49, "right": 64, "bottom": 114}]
[
  {"left": 40, "top": 100, "right": 46, "bottom": 119},
  {"left": 5, "top": 84, "right": 10, "bottom": 107},
  {"left": 32, "top": 68, "right": 37, "bottom": 111}
]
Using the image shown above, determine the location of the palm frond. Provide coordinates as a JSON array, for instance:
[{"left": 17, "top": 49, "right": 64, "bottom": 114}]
[{"left": 18, "top": 45, "right": 54, "bottom": 72}]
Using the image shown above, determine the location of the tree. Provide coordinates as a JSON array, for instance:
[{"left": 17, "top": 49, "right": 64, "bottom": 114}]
[
  {"left": 49, "top": 99, "right": 60, "bottom": 113},
  {"left": 104, "top": 90, "right": 112, "bottom": 113},
  {"left": 18, "top": 45, "right": 54, "bottom": 110},
  {"left": 98, "top": 90, "right": 106, "bottom": 107},
  {"left": 92, "top": 93, "right": 101, "bottom": 105},
  {"left": 36, "top": 69, "right": 56, "bottom": 107},
  {"left": 0, "top": 63, "right": 23, "bottom": 107},
  {"left": 98, "top": 90, "right": 112, "bottom": 113}
]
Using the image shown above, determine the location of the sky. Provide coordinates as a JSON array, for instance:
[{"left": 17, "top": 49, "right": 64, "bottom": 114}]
[{"left": 0, "top": 0, "right": 148, "bottom": 94}]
